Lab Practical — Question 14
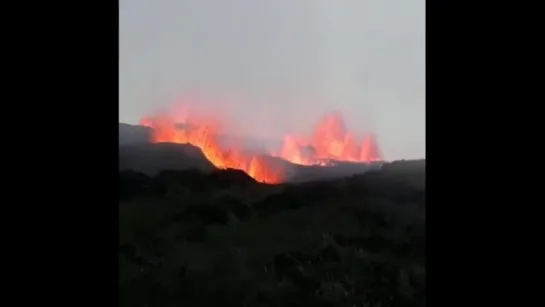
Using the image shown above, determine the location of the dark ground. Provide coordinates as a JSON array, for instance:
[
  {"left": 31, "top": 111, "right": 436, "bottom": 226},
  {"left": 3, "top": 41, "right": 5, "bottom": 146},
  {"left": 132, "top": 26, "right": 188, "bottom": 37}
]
[{"left": 119, "top": 158, "right": 425, "bottom": 307}]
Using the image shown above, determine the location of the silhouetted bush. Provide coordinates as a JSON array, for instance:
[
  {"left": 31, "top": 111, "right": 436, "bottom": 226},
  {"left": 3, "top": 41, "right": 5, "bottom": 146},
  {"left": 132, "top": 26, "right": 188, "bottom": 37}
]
[
  {"left": 252, "top": 192, "right": 305, "bottom": 216},
  {"left": 214, "top": 195, "right": 255, "bottom": 221},
  {"left": 208, "top": 168, "right": 258, "bottom": 188},
  {"left": 154, "top": 169, "right": 209, "bottom": 191},
  {"left": 119, "top": 170, "right": 156, "bottom": 200},
  {"left": 172, "top": 205, "right": 230, "bottom": 225}
]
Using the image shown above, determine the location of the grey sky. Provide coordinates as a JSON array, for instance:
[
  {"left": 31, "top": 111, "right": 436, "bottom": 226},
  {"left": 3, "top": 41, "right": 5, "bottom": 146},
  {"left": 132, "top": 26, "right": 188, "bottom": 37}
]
[{"left": 120, "top": 0, "right": 425, "bottom": 160}]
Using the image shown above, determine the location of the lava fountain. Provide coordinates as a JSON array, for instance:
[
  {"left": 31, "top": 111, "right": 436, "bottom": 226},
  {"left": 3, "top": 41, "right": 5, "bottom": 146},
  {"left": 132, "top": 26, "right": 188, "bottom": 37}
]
[
  {"left": 140, "top": 105, "right": 382, "bottom": 183},
  {"left": 274, "top": 112, "right": 382, "bottom": 165}
]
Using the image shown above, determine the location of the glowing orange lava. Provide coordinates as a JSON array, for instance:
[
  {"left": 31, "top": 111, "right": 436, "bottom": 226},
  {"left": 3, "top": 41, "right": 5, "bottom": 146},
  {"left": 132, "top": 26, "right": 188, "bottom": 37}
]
[
  {"left": 140, "top": 111, "right": 285, "bottom": 184},
  {"left": 274, "top": 112, "right": 382, "bottom": 165},
  {"left": 140, "top": 106, "right": 382, "bottom": 183}
]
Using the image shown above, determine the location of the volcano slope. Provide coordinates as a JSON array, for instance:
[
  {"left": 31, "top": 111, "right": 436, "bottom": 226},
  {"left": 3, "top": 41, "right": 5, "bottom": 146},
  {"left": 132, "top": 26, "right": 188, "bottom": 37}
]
[{"left": 119, "top": 159, "right": 425, "bottom": 307}]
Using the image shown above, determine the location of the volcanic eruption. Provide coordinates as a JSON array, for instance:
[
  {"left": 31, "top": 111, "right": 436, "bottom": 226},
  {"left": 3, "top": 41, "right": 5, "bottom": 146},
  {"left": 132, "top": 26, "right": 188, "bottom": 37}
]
[
  {"left": 274, "top": 112, "right": 382, "bottom": 165},
  {"left": 139, "top": 104, "right": 382, "bottom": 183}
]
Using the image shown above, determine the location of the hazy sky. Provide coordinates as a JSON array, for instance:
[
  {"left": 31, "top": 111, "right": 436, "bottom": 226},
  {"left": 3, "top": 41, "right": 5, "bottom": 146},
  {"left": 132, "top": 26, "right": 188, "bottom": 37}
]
[{"left": 120, "top": 0, "right": 425, "bottom": 160}]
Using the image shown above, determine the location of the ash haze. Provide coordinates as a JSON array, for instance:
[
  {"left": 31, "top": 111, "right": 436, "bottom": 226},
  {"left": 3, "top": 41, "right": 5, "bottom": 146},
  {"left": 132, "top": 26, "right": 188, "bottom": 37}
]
[{"left": 119, "top": 0, "right": 425, "bottom": 161}]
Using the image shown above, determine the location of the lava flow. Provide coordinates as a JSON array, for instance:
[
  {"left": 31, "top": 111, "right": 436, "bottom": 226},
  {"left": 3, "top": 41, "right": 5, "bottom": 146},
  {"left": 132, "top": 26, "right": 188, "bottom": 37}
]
[
  {"left": 140, "top": 106, "right": 382, "bottom": 184},
  {"left": 140, "top": 112, "right": 285, "bottom": 184}
]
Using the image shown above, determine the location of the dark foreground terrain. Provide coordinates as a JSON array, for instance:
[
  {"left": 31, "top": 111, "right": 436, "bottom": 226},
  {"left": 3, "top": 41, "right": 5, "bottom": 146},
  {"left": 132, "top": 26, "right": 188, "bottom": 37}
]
[{"left": 119, "top": 159, "right": 425, "bottom": 307}]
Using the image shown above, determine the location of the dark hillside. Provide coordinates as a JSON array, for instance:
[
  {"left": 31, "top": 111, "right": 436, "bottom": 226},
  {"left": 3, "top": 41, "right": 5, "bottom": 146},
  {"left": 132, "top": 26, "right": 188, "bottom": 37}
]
[
  {"left": 119, "top": 143, "right": 216, "bottom": 176},
  {"left": 119, "top": 159, "right": 426, "bottom": 307}
]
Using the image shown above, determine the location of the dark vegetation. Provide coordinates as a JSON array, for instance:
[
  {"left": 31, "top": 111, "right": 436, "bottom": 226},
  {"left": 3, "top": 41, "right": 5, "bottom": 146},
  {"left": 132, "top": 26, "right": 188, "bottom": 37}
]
[{"left": 119, "top": 156, "right": 425, "bottom": 307}]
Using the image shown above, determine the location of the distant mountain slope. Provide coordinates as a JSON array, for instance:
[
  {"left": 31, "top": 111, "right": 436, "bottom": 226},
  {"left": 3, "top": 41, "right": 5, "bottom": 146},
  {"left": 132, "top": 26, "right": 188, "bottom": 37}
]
[
  {"left": 119, "top": 123, "right": 151, "bottom": 146},
  {"left": 119, "top": 142, "right": 216, "bottom": 176}
]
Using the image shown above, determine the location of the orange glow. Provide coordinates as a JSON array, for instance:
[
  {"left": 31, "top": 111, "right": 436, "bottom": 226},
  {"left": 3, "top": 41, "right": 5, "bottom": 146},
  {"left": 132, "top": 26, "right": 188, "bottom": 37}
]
[
  {"left": 139, "top": 111, "right": 285, "bottom": 184},
  {"left": 139, "top": 105, "right": 382, "bottom": 183},
  {"left": 275, "top": 112, "right": 382, "bottom": 165}
]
